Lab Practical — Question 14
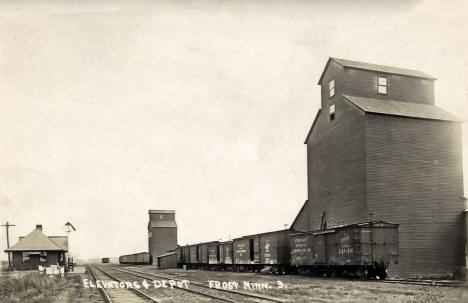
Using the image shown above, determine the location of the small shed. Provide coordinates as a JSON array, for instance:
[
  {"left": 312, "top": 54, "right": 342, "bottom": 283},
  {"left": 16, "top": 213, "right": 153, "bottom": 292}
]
[
  {"left": 157, "top": 252, "right": 177, "bottom": 269},
  {"left": 4, "top": 225, "right": 68, "bottom": 270}
]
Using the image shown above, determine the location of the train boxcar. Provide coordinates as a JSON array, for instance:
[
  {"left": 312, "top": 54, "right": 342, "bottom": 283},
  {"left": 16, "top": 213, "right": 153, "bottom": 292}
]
[
  {"left": 185, "top": 241, "right": 220, "bottom": 269},
  {"left": 101, "top": 257, "right": 110, "bottom": 263},
  {"left": 176, "top": 221, "right": 398, "bottom": 278},
  {"left": 233, "top": 229, "right": 291, "bottom": 273},
  {"left": 119, "top": 252, "right": 151, "bottom": 265},
  {"left": 260, "top": 231, "right": 291, "bottom": 266},
  {"left": 290, "top": 221, "right": 398, "bottom": 279},
  {"left": 185, "top": 241, "right": 234, "bottom": 270},
  {"left": 136, "top": 252, "right": 151, "bottom": 264}
]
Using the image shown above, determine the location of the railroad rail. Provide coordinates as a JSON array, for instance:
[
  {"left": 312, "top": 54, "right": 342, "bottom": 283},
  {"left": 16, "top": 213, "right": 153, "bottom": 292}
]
[
  {"left": 113, "top": 267, "right": 249, "bottom": 303},
  {"left": 87, "top": 265, "right": 113, "bottom": 303},
  {"left": 88, "top": 265, "right": 161, "bottom": 303},
  {"left": 295, "top": 272, "right": 467, "bottom": 288},
  {"left": 374, "top": 278, "right": 467, "bottom": 288},
  {"left": 115, "top": 267, "right": 285, "bottom": 303},
  {"left": 96, "top": 265, "right": 240, "bottom": 302},
  {"left": 305, "top": 275, "right": 467, "bottom": 288}
]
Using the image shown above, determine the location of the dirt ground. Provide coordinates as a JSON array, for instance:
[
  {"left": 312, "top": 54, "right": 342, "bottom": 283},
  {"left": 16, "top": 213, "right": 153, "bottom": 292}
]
[{"left": 129, "top": 266, "right": 468, "bottom": 303}]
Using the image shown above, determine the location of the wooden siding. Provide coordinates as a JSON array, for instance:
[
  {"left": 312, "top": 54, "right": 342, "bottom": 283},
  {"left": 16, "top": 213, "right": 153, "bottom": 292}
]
[
  {"left": 306, "top": 96, "right": 367, "bottom": 230},
  {"left": 149, "top": 213, "right": 175, "bottom": 221},
  {"left": 119, "top": 252, "right": 151, "bottom": 264},
  {"left": 189, "top": 245, "right": 199, "bottom": 264},
  {"left": 201, "top": 243, "right": 209, "bottom": 264},
  {"left": 320, "top": 61, "right": 344, "bottom": 110},
  {"left": 291, "top": 200, "right": 310, "bottom": 232},
  {"left": 12, "top": 251, "right": 64, "bottom": 270},
  {"left": 182, "top": 246, "right": 190, "bottom": 263},
  {"left": 208, "top": 244, "right": 219, "bottom": 264},
  {"left": 341, "top": 68, "right": 434, "bottom": 105},
  {"left": 157, "top": 253, "right": 177, "bottom": 269},
  {"left": 233, "top": 238, "right": 251, "bottom": 265},
  {"left": 148, "top": 227, "right": 177, "bottom": 264},
  {"left": 223, "top": 242, "right": 234, "bottom": 264},
  {"left": 258, "top": 230, "right": 291, "bottom": 265},
  {"left": 365, "top": 115, "right": 465, "bottom": 277},
  {"left": 304, "top": 59, "right": 464, "bottom": 277},
  {"left": 320, "top": 61, "right": 435, "bottom": 107}
]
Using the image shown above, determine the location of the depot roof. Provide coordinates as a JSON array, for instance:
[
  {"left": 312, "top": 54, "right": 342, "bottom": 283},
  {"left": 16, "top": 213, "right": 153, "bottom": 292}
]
[{"left": 5, "top": 227, "right": 67, "bottom": 252}]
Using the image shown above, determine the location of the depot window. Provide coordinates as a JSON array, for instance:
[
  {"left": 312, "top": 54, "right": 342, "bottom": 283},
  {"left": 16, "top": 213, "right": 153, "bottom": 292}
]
[
  {"left": 330, "top": 104, "right": 336, "bottom": 121},
  {"left": 22, "top": 252, "right": 30, "bottom": 262},
  {"left": 329, "top": 79, "right": 335, "bottom": 97},
  {"left": 378, "top": 77, "right": 388, "bottom": 94},
  {"left": 40, "top": 252, "right": 48, "bottom": 263}
]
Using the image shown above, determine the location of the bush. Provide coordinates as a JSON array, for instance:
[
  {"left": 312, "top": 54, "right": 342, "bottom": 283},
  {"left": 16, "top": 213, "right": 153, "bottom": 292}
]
[{"left": 0, "top": 272, "right": 57, "bottom": 302}]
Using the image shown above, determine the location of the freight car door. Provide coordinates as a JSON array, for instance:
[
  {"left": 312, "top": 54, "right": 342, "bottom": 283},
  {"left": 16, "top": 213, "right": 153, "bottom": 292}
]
[
  {"left": 224, "top": 243, "right": 233, "bottom": 264},
  {"left": 197, "top": 245, "right": 202, "bottom": 263},
  {"left": 254, "top": 237, "right": 260, "bottom": 263},
  {"left": 248, "top": 238, "right": 260, "bottom": 264},
  {"left": 314, "top": 234, "right": 327, "bottom": 264},
  {"left": 208, "top": 245, "right": 218, "bottom": 264},
  {"left": 219, "top": 244, "right": 225, "bottom": 263}
]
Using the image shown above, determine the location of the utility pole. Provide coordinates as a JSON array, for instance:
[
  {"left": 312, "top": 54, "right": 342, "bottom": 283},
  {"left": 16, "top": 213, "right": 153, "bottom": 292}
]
[{"left": 1, "top": 222, "right": 16, "bottom": 270}]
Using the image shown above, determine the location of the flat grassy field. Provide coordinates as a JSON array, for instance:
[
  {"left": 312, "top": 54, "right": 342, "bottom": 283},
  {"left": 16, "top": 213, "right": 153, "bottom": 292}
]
[{"left": 0, "top": 270, "right": 104, "bottom": 303}]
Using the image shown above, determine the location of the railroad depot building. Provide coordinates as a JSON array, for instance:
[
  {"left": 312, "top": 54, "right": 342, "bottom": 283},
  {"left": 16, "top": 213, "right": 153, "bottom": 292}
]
[
  {"left": 292, "top": 58, "right": 465, "bottom": 278},
  {"left": 4, "top": 224, "right": 68, "bottom": 270},
  {"left": 148, "top": 210, "right": 177, "bottom": 265}
]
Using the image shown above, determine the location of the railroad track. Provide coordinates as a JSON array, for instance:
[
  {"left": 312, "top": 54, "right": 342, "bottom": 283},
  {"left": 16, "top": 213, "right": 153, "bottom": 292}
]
[
  {"left": 294, "top": 272, "right": 467, "bottom": 288},
  {"left": 115, "top": 267, "right": 286, "bottom": 303},
  {"left": 87, "top": 265, "right": 161, "bottom": 303},
  {"left": 94, "top": 265, "right": 263, "bottom": 302},
  {"left": 307, "top": 275, "right": 468, "bottom": 288},
  {"left": 158, "top": 269, "right": 467, "bottom": 289}
]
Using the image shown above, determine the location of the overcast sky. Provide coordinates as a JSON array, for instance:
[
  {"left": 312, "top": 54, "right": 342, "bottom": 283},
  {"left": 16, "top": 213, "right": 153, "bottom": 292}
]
[{"left": 1, "top": 0, "right": 468, "bottom": 261}]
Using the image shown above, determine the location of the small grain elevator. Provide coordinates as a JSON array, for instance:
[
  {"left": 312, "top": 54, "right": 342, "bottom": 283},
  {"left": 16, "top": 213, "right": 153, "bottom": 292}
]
[{"left": 148, "top": 210, "right": 177, "bottom": 265}]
